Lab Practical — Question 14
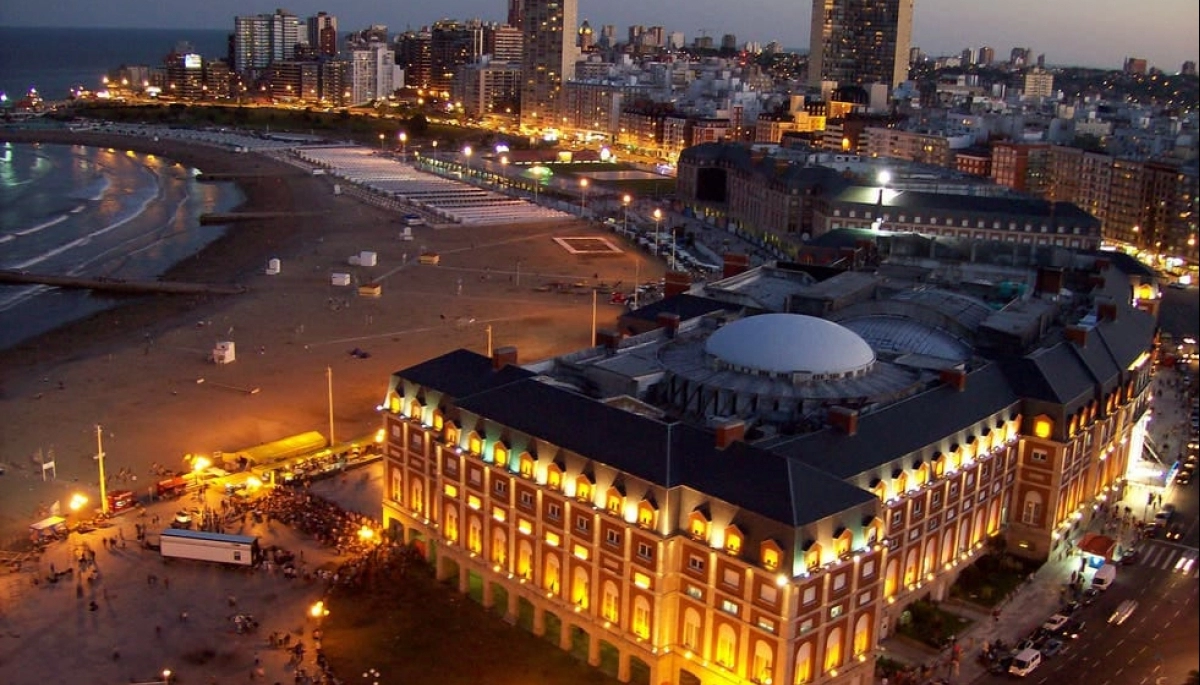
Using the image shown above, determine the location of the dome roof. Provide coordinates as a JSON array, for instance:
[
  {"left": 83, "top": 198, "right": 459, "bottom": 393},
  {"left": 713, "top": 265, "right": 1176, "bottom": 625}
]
[{"left": 705, "top": 313, "right": 876, "bottom": 377}]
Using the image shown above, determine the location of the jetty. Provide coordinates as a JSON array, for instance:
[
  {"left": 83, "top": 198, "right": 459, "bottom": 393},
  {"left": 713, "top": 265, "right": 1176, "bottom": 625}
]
[{"left": 0, "top": 270, "right": 247, "bottom": 296}]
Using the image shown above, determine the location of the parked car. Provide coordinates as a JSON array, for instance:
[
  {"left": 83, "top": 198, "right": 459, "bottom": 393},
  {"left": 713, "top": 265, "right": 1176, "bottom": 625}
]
[
  {"left": 1040, "top": 638, "right": 1066, "bottom": 657},
  {"left": 1042, "top": 614, "right": 1070, "bottom": 632},
  {"left": 1057, "top": 619, "right": 1086, "bottom": 639},
  {"left": 1009, "top": 648, "right": 1043, "bottom": 677},
  {"left": 1166, "top": 524, "right": 1183, "bottom": 540},
  {"left": 1121, "top": 547, "right": 1141, "bottom": 565}
]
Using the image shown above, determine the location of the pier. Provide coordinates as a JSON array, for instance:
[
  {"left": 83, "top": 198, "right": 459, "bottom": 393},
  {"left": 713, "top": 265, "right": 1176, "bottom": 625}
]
[{"left": 0, "top": 270, "right": 247, "bottom": 295}]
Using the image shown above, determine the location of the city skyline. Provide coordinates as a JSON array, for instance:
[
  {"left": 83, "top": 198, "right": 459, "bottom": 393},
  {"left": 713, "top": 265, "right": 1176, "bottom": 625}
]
[{"left": 0, "top": 0, "right": 1196, "bottom": 73}]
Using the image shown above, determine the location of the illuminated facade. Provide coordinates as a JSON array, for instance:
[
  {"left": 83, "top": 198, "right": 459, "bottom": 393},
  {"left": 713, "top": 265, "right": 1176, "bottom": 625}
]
[
  {"left": 381, "top": 257, "right": 1155, "bottom": 685},
  {"left": 808, "top": 0, "right": 914, "bottom": 89},
  {"left": 520, "top": 0, "right": 579, "bottom": 127}
]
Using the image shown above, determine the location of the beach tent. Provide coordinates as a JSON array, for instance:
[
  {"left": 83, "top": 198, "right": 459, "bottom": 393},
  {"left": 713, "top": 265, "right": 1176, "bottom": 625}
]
[{"left": 29, "top": 516, "right": 67, "bottom": 540}]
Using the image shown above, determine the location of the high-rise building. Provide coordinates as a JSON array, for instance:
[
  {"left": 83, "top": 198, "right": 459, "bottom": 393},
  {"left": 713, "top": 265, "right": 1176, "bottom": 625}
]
[
  {"left": 507, "top": 0, "right": 523, "bottom": 32},
  {"left": 396, "top": 30, "right": 432, "bottom": 90},
  {"left": 1182, "top": 61, "right": 1197, "bottom": 76},
  {"left": 520, "top": 0, "right": 578, "bottom": 128},
  {"left": 349, "top": 41, "right": 399, "bottom": 104},
  {"left": 808, "top": 0, "right": 914, "bottom": 89},
  {"left": 978, "top": 46, "right": 995, "bottom": 65},
  {"left": 484, "top": 23, "right": 524, "bottom": 63},
  {"left": 233, "top": 9, "right": 305, "bottom": 74},
  {"left": 430, "top": 20, "right": 485, "bottom": 93},
  {"left": 307, "top": 12, "right": 338, "bottom": 58},
  {"left": 578, "top": 20, "right": 595, "bottom": 51},
  {"left": 1124, "top": 57, "right": 1148, "bottom": 75}
]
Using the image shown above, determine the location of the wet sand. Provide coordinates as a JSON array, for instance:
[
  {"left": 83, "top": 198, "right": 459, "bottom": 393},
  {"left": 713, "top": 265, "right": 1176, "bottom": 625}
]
[{"left": 0, "top": 129, "right": 660, "bottom": 548}]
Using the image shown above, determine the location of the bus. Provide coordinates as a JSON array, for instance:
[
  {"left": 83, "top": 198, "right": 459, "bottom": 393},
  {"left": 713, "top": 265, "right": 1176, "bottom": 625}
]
[{"left": 160, "top": 528, "right": 260, "bottom": 567}]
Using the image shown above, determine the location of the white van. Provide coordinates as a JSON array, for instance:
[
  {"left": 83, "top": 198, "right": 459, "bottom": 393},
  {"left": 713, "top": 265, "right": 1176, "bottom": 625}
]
[
  {"left": 1092, "top": 563, "right": 1116, "bottom": 590},
  {"left": 1008, "top": 648, "right": 1042, "bottom": 677}
]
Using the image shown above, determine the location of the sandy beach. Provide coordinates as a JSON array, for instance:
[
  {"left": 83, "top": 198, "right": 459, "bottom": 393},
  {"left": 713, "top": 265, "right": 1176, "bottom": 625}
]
[{"left": 0, "top": 129, "right": 661, "bottom": 548}]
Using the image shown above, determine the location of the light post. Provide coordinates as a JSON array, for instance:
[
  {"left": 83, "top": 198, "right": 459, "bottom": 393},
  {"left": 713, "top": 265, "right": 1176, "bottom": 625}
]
[
  {"left": 94, "top": 425, "right": 109, "bottom": 515},
  {"left": 327, "top": 366, "right": 335, "bottom": 448},
  {"left": 431, "top": 140, "right": 438, "bottom": 163},
  {"left": 622, "top": 194, "right": 631, "bottom": 234},
  {"left": 398, "top": 131, "right": 407, "bottom": 161},
  {"left": 500, "top": 156, "right": 509, "bottom": 190},
  {"left": 877, "top": 169, "right": 891, "bottom": 206},
  {"left": 653, "top": 208, "right": 663, "bottom": 258},
  {"left": 463, "top": 145, "right": 473, "bottom": 178},
  {"left": 191, "top": 456, "right": 211, "bottom": 487},
  {"left": 378, "top": 133, "right": 385, "bottom": 150},
  {"left": 580, "top": 178, "right": 589, "bottom": 217}
]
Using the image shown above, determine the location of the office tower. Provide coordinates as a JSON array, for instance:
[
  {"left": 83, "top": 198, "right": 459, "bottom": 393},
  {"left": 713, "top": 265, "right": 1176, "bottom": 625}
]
[
  {"left": 233, "top": 9, "right": 304, "bottom": 73},
  {"left": 960, "top": 48, "right": 974, "bottom": 66},
  {"left": 507, "top": 0, "right": 523, "bottom": 31},
  {"left": 396, "top": 29, "right": 433, "bottom": 90},
  {"left": 978, "top": 46, "right": 995, "bottom": 66},
  {"left": 349, "top": 41, "right": 398, "bottom": 104},
  {"left": 808, "top": 0, "right": 914, "bottom": 89},
  {"left": 720, "top": 33, "right": 738, "bottom": 52},
  {"left": 578, "top": 20, "right": 595, "bottom": 51},
  {"left": 307, "top": 12, "right": 338, "bottom": 57},
  {"left": 520, "top": 0, "right": 578, "bottom": 128}
]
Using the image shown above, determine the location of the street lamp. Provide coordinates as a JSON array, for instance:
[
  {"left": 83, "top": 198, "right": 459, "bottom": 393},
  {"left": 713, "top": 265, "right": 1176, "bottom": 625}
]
[
  {"left": 378, "top": 133, "right": 385, "bottom": 150},
  {"left": 94, "top": 425, "right": 109, "bottom": 515},
  {"left": 653, "top": 208, "right": 663, "bottom": 257},
  {"left": 69, "top": 493, "right": 88, "bottom": 513},
  {"left": 500, "top": 156, "right": 509, "bottom": 190},
  {"left": 463, "top": 146, "right": 473, "bottom": 177},
  {"left": 580, "top": 178, "right": 589, "bottom": 217},
  {"left": 398, "top": 131, "right": 407, "bottom": 161},
  {"left": 622, "top": 194, "right": 631, "bottom": 234},
  {"left": 310, "top": 600, "right": 330, "bottom": 620},
  {"left": 877, "top": 169, "right": 891, "bottom": 206},
  {"left": 191, "top": 456, "right": 211, "bottom": 487}
]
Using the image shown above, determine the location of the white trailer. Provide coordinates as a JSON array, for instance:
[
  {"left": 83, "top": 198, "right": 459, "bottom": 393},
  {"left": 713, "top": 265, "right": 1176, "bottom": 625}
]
[{"left": 160, "top": 528, "right": 260, "bottom": 566}]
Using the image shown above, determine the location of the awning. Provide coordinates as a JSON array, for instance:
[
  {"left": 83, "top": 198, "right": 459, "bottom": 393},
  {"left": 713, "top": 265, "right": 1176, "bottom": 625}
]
[{"left": 1077, "top": 532, "right": 1116, "bottom": 560}]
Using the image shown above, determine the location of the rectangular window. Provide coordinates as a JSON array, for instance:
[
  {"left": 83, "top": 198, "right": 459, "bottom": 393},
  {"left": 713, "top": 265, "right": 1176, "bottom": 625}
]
[
  {"left": 575, "top": 515, "right": 590, "bottom": 532},
  {"left": 547, "top": 503, "right": 561, "bottom": 521},
  {"left": 1031, "top": 449, "right": 1048, "bottom": 463},
  {"left": 759, "top": 583, "right": 778, "bottom": 603},
  {"left": 721, "top": 599, "right": 739, "bottom": 615},
  {"left": 949, "top": 483, "right": 959, "bottom": 496},
  {"left": 493, "top": 479, "right": 508, "bottom": 496},
  {"left": 803, "top": 586, "right": 817, "bottom": 605},
  {"left": 688, "top": 555, "right": 705, "bottom": 572},
  {"left": 833, "top": 573, "right": 846, "bottom": 591},
  {"left": 637, "top": 542, "right": 653, "bottom": 560},
  {"left": 468, "top": 468, "right": 482, "bottom": 486},
  {"left": 908, "top": 528, "right": 921, "bottom": 541},
  {"left": 859, "top": 591, "right": 871, "bottom": 606},
  {"left": 862, "top": 559, "right": 876, "bottom": 577},
  {"left": 605, "top": 528, "right": 621, "bottom": 547},
  {"left": 932, "top": 492, "right": 942, "bottom": 507},
  {"left": 519, "top": 491, "right": 534, "bottom": 508},
  {"left": 722, "top": 568, "right": 740, "bottom": 588},
  {"left": 830, "top": 604, "right": 844, "bottom": 619},
  {"left": 912, "top": 500, "right": 923, "bottom": 515},
  {"left": 800, "top": 617, "right": 814, "bottom": 633},
  {"left": 891, "top": 510, "right": 903, "bottom": 526},
  {"left": 756, "top": 618, "right": 776, "bottom": 633},
  {"left": 444, "top": 456, "right": 458, "bottom": 475},
  {"left": 686, "top": 584, "right": 703, "bottom": 599}
]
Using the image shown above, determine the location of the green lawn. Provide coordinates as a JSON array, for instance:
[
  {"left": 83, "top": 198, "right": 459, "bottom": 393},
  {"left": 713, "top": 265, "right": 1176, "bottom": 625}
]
[
  {"left": 948, "top": 552, "right": 1039, "bottom": 608},
  {"left": 322, "top": 561, "right": 624, "bottom": 685},
  {"left": 896, "top": 599, "right": 974, "bottom": 649}
]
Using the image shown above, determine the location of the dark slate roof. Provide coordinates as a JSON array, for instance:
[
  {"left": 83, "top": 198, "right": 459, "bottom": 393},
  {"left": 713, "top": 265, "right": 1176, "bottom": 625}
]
[
  {"left": 457, "top": 377, "right": 681, "bottom": 485},
  {"left": 394, "top": 349, "right": 535, "bottom": 399},
  {"left": 1022, "top": 343, "right": 1097, "bottom": 406},
  {"left": 769, "top": 363, "right": 1019, "bottom": 480},
  {"left": 623, "top": 293, "right": 746, "bottom": 323},
  {"left": 1069, "top": 332, "right": 1122, "bottom": 394},
  {"left": 457, "top": 376, "right": 875, "bottom": 525},
  {"left": 1093, "top": 307, "right": 1156, "bottom": 372},
  {"left": 827, "top": 186, "right": 1097, "bottom": 224}
]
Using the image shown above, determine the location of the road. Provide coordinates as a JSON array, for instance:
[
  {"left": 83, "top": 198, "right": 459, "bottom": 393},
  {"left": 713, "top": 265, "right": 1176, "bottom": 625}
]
[{"left": 974, "top": 541, "right": 1199, "bottom": 684}]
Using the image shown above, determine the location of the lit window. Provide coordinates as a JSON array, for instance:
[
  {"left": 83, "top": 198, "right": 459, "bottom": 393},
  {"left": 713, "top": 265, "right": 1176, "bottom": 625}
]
[
  {"left": 492, "top": 442, "right": 508, "bottom": 467},
  {"left": 725, "top": 526, "right": 743, "bottom": 556},
  {"left": 605, "top": 488, "right": 623, "bottom": 515},
  {"left": 688, "top": 510, "right": 709, "bottom": 540},
  {"left": 721, "top": 599, "right": 739, "bottom": 615},
  {"left": 576, "top": 475, "right": 593, "bottom": 503},
  {"left": 468, "top": 433, "right": 483, "bottom": 455},
  {"left": 546, "top": 465, "right": 562, "bottom": 491},
  {"left": 492, "top": 507, "right": 506, "bottom": 523},
  {"left": 633, "top": 572, "right": 651, "bottom": 589},
  {"left": 637, "top": 501, "right": 656, "bottom": 529},
  {"left": 467, "top": 495, "right": 481, "bottom": 510},
  {"left": 443, "top": 483, "right": 458, "bottom": 498},
  {"left": 518, "top": 453, "right": 535, "bottom": 479},
  {"left": 545, "top": 531, "right": 561, "bottom": 547},
  {"left": 573, "top": 544, "right": 589, "bottom": 561}
]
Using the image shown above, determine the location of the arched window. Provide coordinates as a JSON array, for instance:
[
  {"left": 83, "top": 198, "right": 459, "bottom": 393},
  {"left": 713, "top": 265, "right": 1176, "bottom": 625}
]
[
  {"left": 1021, "top": 490, "right": 1043, "bottom": 526},
  {"left": 941, "top": 527, "right": 956, "bottom": 567},
  {"left": 834, "top": 528, "right": 853, "bottom": 558},
  {"left": 601, "top": 580, "right": 620, "bottom": 623},
  {"left": 518, "top": 452, "right": 535, "bottom": 479},
  {"left": 467, "top": 431, "right": 483, "bottom": 456},
  {"left": 408, "top": 398, "right": 422, "bottom": 421},
  {"left": 445, "top": 506, "right": 459, "bottom": 544},
  {"left": 883, "top": 558, "right": 899, "bottom": 599},
  {"left": 572, "top": 566, "right": 590, "bottom": 609},
  {"left": 517, "top": 539, "right": 533, "bottom": 580},
  {"left": 794, "top": 642, "right": 814, "bottom": 684},
  {"left": 922, "top": 538, "right": 938, "bottom": 576},
  {"left": 544, "top": 554, "right": 561, "bottom": 595},
  {"left": 390, "top": 468, "right": 403, "bottom": 503},
  {"left": 637, "top": 500, "right": 657, "bottom": 529},
  {"left": 903, "top": 548, "right": 918, "bottom": 587},
  {"left": 752, "top": 641, "right": 774, "bottom": 684},
  {"left": 633, "top": 596, "right": 651, "bottom": 639},
  {"left": 853, "top": 613, "right": 871, "bottom": 656},
  {"left": 387, "top": 392, "right": 401, "bottom": 413},
  {"left": 492, "top": 527, "right": 508, "bottom": 567},
  {"left": 575, "top": 475, "right": 593, "bottom": 504},
  {"left": 823, "top": 625, "right": 843, "bottom": 672},
  {"left": 467, "top": 516, "right": 482, "bottom": 554},
  {"left": 716, "top": 624, "right": 737, "bottom": 668},
  {"left": 687, "top": 510, "right": 709, "bottom": 541},
  {"left": 724, "top": 525, "right": 743, "bottom": 556},
  {"left": 491, "top": 441, "right": 508, "bottom": 467},
  {"left": 444, "top": 423, "right": 460, "bottom": 449},
  {"left": 682, "top": 608, "right": 701, "bottom": 650}
]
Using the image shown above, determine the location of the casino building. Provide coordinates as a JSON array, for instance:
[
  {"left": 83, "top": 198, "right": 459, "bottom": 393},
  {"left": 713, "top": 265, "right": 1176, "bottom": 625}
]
[{"left": 379, "top": 249, "right": 1157, "bottom": 685}]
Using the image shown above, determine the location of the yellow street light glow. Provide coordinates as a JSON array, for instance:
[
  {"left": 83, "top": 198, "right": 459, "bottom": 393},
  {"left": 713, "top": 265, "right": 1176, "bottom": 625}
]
[
  {"left": 309, "top": 600, "right": 329, "bottom": 618},
  {"left": 69, "top": 493, "right": 89, "bottom": 511},
  {"left": 358, "top": 525, "right": 375, "bottom": 540},
  {"left": 192, "top": 456, "right": 211, "bottom": 472}
]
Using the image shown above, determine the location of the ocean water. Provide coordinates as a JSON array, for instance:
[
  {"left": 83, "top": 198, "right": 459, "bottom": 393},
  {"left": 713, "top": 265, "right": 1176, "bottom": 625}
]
[
  {"left": 0, "top": 26, "right": 230, "bottom": 102},
  {"left": 0, "top": 141, "right": 244, "bottom": 350}
]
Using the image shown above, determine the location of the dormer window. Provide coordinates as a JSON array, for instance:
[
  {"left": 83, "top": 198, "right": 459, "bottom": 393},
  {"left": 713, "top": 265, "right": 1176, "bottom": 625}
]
[
  {"left": 576, "top": 475, "right": 593, "bottom": 504},
  {"left": 491, "top": 442, "right": 508, "bottom": 467},
  {"left": 605, "top": 487, "right": 623, "bottom": 516},
  {"left": 546, "top": 464, "right": 562, "bottom": 491},
  {"left": 724, "top": 525, "right": 743, "bottom": 556},
  {"left": 636, "top": 500, "right": 657, "bottom": 530},
  {"left": 761, "top": 540, "right": 782, "bottom": 571},
  {"left": 803, "top": 541, "right": 822, "bottom": 571},
  {"left": 518, "top": 453, "right": 535, "bottom": 479},
  {"left": 467, "top": 432, "right": 483, "bottom": 456},
  {"left": 688, "top": 510, "right": 709, "bottom": 541}
]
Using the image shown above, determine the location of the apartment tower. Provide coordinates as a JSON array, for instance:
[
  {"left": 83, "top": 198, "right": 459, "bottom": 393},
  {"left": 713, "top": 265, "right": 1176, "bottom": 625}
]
[
  {"left": 808, "top": 0, "right": 914, "bottom": 89},
  {"left": 520, "top": 0, "right": 578, "bottom": 128}
]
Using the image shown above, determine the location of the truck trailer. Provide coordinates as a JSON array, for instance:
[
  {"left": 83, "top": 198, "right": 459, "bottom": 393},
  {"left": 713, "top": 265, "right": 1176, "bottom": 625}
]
[{"left": 160, "top": 528, "right": 260, "bottom": 566}]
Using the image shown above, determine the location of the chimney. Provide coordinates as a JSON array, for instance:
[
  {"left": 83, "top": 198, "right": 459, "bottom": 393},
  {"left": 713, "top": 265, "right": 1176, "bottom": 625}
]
[
  {"left": 828, "top": 406, "right": 859, "bottom": 436},
  {"left": 656, "top": 312, "right": 681, "bottom": 338},
  {"left": 722, "top": 253, "right": 750, "bottom": 279},
  {"left": 1065, "top": 325, "right": 1088, "bottom": 347},
  {"left": 595, "top": 328, "right": 621, "bottom": 351},
  {"left": 714, "top": 419, "right": 746, "bottom": 449},
  {"left": 491, "top": 345, "right": 518, "bottom": 370},
  {"left": 1035, "top": 266, "right": 1064, "bottom": 296},
  {"left": 1097, "top": 302, "right": 1118, "bottom": 321},
  {"left": 664, "top": 271, "right": 691, "bottom": 298},
  {"left": 939, "top": 368, "right": 968, "bottom": 391}
]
